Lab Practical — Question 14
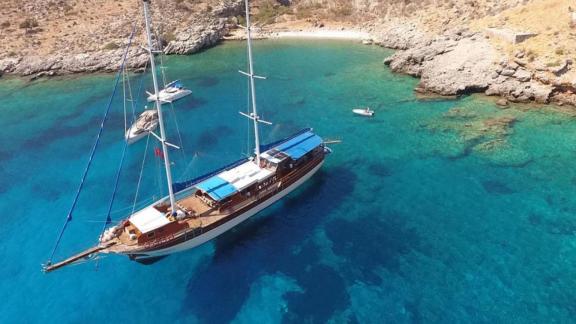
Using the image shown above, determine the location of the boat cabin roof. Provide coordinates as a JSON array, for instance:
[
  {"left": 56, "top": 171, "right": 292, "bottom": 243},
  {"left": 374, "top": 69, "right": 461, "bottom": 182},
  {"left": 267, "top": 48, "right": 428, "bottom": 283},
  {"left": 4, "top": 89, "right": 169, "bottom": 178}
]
[
  {"left": 129, "top": 205, "right": 170, "bottom": 234},
  {"left": 261, "top": 131, "right": 322, "bottom": 163},
  {"left": 195, "top": 130, "right": 322, "bottom": 202},
  {"left": 196, "top": 160, "right": 273, "bottom": 201}
]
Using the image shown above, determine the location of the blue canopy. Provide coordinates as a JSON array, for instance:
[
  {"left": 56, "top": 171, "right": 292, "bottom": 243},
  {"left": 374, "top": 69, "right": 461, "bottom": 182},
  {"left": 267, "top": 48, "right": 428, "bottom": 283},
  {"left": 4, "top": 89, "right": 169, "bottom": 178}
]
[
  {"left": 283, "top": 135, "right": 322, "bottom": 159},
  {"left": 196, "top": 176, "right": 237, "bottom": 201},
  {"left": 274, "top": 131, "right": 322, "bottom": 159}
]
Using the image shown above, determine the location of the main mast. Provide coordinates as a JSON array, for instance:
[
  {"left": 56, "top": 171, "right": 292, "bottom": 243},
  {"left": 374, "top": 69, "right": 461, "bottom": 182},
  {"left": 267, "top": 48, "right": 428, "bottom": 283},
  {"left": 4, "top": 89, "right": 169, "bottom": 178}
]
[
  {"left": 244, "top": 0, "right": 262, "bottom": 166},
  {"left": 143, "top": 0, "right": 177, "bottom": 214}
]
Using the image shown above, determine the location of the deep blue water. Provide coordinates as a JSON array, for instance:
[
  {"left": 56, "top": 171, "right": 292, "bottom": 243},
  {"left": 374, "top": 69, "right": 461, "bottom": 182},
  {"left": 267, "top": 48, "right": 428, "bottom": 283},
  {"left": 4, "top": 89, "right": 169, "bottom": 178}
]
[{"left": 1, "top": 40, "right": 576, "bottom": 323}]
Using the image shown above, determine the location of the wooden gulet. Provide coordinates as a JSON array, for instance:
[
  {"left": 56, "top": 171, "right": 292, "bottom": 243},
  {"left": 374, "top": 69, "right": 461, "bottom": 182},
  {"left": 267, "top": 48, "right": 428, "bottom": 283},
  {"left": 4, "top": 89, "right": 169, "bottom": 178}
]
[{"left": 43, "top": 0, "right": 331, "bottom": 273}]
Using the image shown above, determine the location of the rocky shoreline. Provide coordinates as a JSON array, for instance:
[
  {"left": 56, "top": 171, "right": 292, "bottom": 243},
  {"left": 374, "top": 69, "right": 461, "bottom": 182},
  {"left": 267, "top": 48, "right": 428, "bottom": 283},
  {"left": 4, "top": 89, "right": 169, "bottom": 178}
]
[
  {"left": 2, "top": 13, "right": 576, "bottom": 108},
  {"left": 0, "top": 17, "right": 232, "bottom": 80},
  {"left": 0, "top": 0, "right": 243, "bottom": 79},
  {"left": 375, "top": 22, "right": 576, "bottom": 107}
]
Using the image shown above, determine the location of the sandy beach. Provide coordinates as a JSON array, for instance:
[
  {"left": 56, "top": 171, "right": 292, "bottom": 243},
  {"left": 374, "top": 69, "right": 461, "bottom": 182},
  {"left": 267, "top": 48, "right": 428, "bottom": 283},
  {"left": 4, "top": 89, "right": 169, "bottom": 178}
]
[
  {"left": 270, "top": 29, "right": 372, "bottom": 40},
  {"left": 224, "top": 28, "right": 373, "bottom": 42}
]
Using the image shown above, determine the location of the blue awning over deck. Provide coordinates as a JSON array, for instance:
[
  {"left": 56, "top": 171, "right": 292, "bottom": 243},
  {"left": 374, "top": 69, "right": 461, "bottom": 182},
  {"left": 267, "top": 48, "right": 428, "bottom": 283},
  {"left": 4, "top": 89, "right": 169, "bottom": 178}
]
[
  {"left": 284, "top": 135, "right": 322, "bottom": 159},
  {"left": 273, "top": 131, "right": 322, "bottom": 159},
  {"left": 195, "top": 176, "right": 237, "bottom": 201}
]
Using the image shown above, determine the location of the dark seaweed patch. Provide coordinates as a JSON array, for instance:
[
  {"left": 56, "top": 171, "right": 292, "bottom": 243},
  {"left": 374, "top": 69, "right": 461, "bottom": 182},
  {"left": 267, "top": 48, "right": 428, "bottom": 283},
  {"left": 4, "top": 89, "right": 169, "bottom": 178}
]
[
  {"left": 528, "top": 213, "right": 576, "bottom": 236},
  {"left": 481, "top": 180, "right": 515, "bottom": 195},
  {"left": 367, "top": 162, "right": 392, "bottom": 178},
  {"left": 528, "top": 213, "right": 542, "bottom": 226},
  {"left": 283, "top": 265, "right": 349, "bottom": 324},
  {"left": 0, "top": 165, "right": 12, "bottom": 194},
  {"left": 325, "top": 211, "right": 421, "bottom": 275},
  {"left": 31, "top": 182, "right": 64, "bottom": 201},
  {"left": 195, "top": 76, "right": 220, "bottom": 88},
  {"left": 195, "top": 125, "right": 233, "bottom": 151},
  {"left": 0, "top": 149, "right": 13, "bottom": 163},
  {"left": 546, "top": 217, "right": 576, "bottom": 236},
  {"left": 177, "top": 97, "right": 206, "bottom": 111},
  {"left": 22, "top": 115, "right": 102, "bottom": 150},
  {"left": 405, "top": 301, "right": 424, "bottom": 324}
]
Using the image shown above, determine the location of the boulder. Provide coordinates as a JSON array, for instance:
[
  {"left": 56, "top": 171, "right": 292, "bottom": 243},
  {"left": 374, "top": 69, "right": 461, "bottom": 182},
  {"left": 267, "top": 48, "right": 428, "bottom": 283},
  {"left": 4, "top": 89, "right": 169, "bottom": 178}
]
[
  {"left": 551, "top": 60, "right": 571, "bottom": 76},
  {"left": 513, "top": 69, "right": 532, "bottom": 82},
  {"left": 496, "top": 98, "right": 509, "bottom": 107}
]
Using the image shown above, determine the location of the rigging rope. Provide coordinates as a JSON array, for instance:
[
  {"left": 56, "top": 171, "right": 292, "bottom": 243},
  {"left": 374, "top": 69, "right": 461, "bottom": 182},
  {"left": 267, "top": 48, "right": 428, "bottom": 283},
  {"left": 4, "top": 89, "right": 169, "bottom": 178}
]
[
  {"left": 123, "top": 68, "right": 128, "bottom": 134},
  {"left": 105, "top": 45, "right": 153, "bottom": 230},
  {"left": 168, "top": 101, "right": 187, "bottom": 179},
  {"left": 123, "top": 58, "right": 151, "bottom": 217},
  {"left": 131, "top": 134, "right": 151, "bottom": 215},
  {"left": 99, "top": 132, "right": 129, "bottom": 236},
  {"left": 45, "top": 23, "right": 137, "bottom": 266}
]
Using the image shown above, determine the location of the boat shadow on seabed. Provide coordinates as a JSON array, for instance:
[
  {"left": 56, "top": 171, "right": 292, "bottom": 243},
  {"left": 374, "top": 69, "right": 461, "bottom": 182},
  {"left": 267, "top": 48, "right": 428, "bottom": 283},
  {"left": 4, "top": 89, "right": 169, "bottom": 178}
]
[{"left": 179, "top": 166, "right": 356, "bottom": 323}]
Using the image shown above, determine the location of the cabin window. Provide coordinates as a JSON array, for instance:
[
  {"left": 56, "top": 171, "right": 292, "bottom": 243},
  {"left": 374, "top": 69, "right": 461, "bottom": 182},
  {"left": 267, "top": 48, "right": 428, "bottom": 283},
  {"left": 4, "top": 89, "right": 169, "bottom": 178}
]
[{"left": 147, "top": 232, "right": 155, "bottom": 239}]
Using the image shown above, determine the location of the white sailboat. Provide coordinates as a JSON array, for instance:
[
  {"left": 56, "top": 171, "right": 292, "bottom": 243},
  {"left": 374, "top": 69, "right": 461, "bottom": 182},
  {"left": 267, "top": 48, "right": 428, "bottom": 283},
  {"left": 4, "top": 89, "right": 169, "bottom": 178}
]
[
  {"left": 125, "top": 109, "right": 158, "bottom": 144},
  {"left": 43, "top": 0, "right": 330, "bottom": 272},
  {"left": 147, "top": 80, "right": 192, "bottom": 103}
]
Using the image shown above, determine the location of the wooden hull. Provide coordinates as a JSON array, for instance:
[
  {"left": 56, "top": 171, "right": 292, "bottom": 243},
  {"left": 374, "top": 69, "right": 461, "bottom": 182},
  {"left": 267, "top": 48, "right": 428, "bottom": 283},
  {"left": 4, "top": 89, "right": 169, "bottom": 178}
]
[{"left": 120, "top": 159, "right": 324, "bottom": 261}]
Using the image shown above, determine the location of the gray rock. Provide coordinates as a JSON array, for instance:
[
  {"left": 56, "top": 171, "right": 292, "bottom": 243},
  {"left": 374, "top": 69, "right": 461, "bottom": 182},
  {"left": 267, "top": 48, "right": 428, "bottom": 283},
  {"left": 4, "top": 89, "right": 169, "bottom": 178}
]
[
  {"left": 373, "top": 22, "right": 431, "bottom": 50},
  {"left": 0, "top": 57, "right": 21, "bottom": 73},
  {"left": 513, "top": 69, "right": 532, "bottom": 82},
  {"left": 551, "top": 60, "right": 571, "bottom": 76},
  {"left": 486, "top": 79, "right": 552, "bottom": 103},
  {"left": 500, "top": 67, "right": 516, "bottom": 77},
  {"left": 164, "top": 18, "right": 228, "bottom": 55}
]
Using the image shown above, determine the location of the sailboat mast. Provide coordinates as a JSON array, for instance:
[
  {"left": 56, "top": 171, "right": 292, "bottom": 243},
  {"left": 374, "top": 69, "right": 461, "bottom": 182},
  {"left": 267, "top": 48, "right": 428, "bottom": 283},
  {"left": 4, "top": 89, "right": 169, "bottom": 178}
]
[
  {"left": 143, "top": 0, "right": 177, "bottom": 214},
  {"left": 244, "top": 0, "right": 262, "bottom": 166}
]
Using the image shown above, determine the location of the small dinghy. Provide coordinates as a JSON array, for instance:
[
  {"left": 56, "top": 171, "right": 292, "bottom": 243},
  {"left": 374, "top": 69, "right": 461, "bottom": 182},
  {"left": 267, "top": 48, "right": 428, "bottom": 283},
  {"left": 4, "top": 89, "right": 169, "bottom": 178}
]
[
  {"left": 352, "top": 107, "right": 374, "bottom": 117},
  {"left": 125, "top": 109, "right": 159, "bottom": 144},
  {"left": 147, "top": 80, "right": 192, "bottom": 103}
]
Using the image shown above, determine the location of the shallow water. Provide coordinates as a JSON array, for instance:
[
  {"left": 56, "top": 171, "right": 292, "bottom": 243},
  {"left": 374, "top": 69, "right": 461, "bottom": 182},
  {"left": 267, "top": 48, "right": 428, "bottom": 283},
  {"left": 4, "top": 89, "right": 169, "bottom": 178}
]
[{"left": 1, "top": 39, "right": 576, "bottom": 323}]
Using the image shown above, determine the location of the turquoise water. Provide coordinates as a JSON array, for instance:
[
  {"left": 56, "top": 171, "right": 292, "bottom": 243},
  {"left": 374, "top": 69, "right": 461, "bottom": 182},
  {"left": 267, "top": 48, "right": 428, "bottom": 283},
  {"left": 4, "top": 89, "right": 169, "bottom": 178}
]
[{"left": 1, "top": 39, "right": 576, "bottom": 323}]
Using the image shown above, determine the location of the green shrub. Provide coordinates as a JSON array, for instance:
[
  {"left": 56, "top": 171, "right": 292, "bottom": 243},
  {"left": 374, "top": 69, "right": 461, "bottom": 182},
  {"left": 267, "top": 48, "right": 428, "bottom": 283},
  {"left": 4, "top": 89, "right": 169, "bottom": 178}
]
[
  {"left": 237, "top": 15, "right": 246, "bottom": 26},
  {"left": 163, "top": 31, "right": 176, "bottom": 43},
  {"left": 330, "top": 6, "right": 352, "bottom": 17},
  {"left": 295, "top": 4, "right": 321, "bottom": 19},
  {"left": 103, "top": 42, "right": 120, "bottom": 50},
  {"left": 255, "top": 1, "right": 291, "bottom": 24}
]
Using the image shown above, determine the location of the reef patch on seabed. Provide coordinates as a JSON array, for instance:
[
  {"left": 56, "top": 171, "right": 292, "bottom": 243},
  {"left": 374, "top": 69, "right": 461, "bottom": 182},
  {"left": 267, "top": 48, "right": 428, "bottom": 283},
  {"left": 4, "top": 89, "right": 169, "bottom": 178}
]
[
  {"left": 528, "top": 213, "right": 576, "bottom": 236},
  {"left": 416, "top": 96, "right": 551, "bottom": 167}
]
